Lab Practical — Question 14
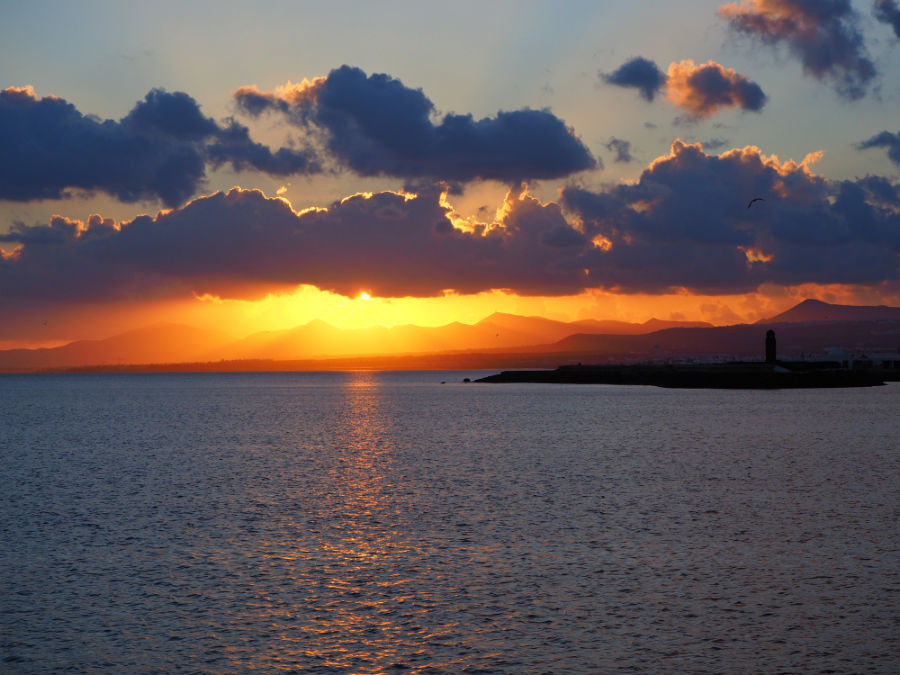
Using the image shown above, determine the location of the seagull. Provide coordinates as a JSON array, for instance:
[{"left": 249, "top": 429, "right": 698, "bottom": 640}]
[{"left": 747, "top": 197, "right": 765, "bottom": 209}]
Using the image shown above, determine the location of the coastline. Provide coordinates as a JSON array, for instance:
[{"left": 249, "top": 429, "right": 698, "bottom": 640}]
[{"left": 476, "top": 361, "right": 887, "bottom": 389}]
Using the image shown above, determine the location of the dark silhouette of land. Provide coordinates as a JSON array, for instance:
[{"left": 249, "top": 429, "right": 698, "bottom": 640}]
[
  {"left": 2, "top": 299, "right": 899, "bottom": 375},
  {"left": 758, "top": 298, "right": 900, "bottom": 323},
  {"left": 477, "top": 316, "right": 895, "bottom": 388},
  {"left": 476, "top": 361, "right": 885, "bottom": 389}
]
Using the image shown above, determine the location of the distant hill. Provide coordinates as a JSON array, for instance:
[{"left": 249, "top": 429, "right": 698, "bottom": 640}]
[
  {"left": 4, "top": 300, "right": 900, "bottom": 372},
  {"left": 38, "top": 317, "right": 900, "bottom": 374},
  {"left": 0, "top": 323, "right": 233, "bottom": 370},
  {"left": 2, "top": 313, "right": 704, "bottom": 370},
  {"left": 533, "top": 319, "right": 900, "bottom": 362},
  {"left": 758, "top": 299, "right": 900, "bottom": 324},
  {"left": 205, "top": 313, "right": 717, "bottom": 360},
  {"left": 566, "top": 316, "right": 712, "bottom": 335}
]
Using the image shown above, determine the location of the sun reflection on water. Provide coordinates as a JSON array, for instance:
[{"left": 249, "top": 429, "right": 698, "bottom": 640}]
[
  {"left": 316, "top": 373, "right": 414, "bottom": 671},
  {"left": 232, "top": 371, "right": 438, "bottom": 673}
]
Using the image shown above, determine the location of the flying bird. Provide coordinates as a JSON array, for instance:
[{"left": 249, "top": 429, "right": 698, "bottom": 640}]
[{"left": 747, "top": 197, "right": 765, "bottom": 209}]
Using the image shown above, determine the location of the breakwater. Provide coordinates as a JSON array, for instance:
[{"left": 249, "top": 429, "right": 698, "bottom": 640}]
[{"left": 476, "top": 362, "right": 885, "bottom": 388}]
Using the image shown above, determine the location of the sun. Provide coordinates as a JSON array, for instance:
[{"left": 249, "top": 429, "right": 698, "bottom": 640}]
[{"left": 359, "top": 291, "right": 371, "bottom": 301}]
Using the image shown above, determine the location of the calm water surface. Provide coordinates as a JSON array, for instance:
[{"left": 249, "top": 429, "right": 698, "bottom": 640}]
[{"left": 1, "top": 372, "right": 898, "bottom": 673}]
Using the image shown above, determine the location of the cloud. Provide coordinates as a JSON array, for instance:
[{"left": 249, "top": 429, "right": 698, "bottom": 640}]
[
  {"left": 666, "top": 60, "right": 767, "bottom": 118},
  {"left": 874, "top": 0, "right": 900, "bottom": 38},
  {"left": 601, "top": 57, "right": 667, "bottom": 101},
  {"left": 702, "top": 138, "right": 729, "bottom": 150},
  {"left": 0, "top": 86, "right": 320, "bottom": 207},
  {"left": 562, "top": 140, "right": 900, "bottom": 292},
  {"left": 603, "top": 57, "right": 766, "bottom": 118},
  {"left": 206, "top": 120, "right": 319, "bottom": 175},
  {"left": 234, "top": 65, "right": 596, "bottom": 183},
  {"left": 858, "top": 130, "right": 900, "bottom": 165},
  {"left": 0, "top": 184, "right": 593, "bottom": 303},
  {"left": 719, "top": 0, "right": 876, "bottom": 100},
  {"left": 3, "top": 143, "right": 897, "bottom": 305},
  {"left": 605, "top": 138, "right": 633, "bottom": 163}
]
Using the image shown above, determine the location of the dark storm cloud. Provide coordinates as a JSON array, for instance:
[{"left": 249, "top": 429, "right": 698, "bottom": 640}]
[
  {"left": 854, "top": 175, "right": 900, "bottom": 204},
  {"left": 562, "top": 140, "right": 900, "bottom": 292},
  {"left": 666, "top": 61, "right": 767, "bottom": 117},
  {"left": 858, "top": 130, "right": 900, "bottom": 165},
  {"left": 719, "top": 0, "right": 877, "bottom": 100},
  {"left": 0, "top": 86, "right": 320, "bottom": 208},
  {"left": 3, "top": 142, "right": 897, "bottom": 304},
  {"left": 234, "top": 65, "right": 596, "bottom": 182},
  {"left": 874, "top": 0, "right": 900, "bottom": 37},
  {"left": 0, "top": 185, "right": 593, "bottom": 303},
  {"left": 605, "top": 138, "right": 633, "bottom": 163},
  {"left": 601, "top": 57, "right": 667, "bottom": 101}
]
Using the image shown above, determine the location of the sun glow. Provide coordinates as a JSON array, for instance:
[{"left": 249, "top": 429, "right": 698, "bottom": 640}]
[
  {"left": 6, "top": 281, "right": 896, "bottom": 353},
  {"left": 179, "top": 284, "right": 866, "bottom": 338}
]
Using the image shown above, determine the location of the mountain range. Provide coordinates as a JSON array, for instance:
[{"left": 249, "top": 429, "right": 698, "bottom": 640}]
[
  {"left": 2, "top": 299, "right": 899, "bottom": 372},
  {"left": 207, "top": 313, "right": 712, "bottom": 362}
]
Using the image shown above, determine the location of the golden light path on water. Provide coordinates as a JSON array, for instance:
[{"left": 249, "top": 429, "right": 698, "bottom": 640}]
[
  {"left": 297, "top": 373, "right": 418, "bottom": 671},
  {"left": 231, "top": 372, "right": 478, "bottom": 673}
]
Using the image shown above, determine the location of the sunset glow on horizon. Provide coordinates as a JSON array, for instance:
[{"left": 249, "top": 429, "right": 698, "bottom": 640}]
[{"left": 1, "top": 0, "right": 899, "bottom": 358}]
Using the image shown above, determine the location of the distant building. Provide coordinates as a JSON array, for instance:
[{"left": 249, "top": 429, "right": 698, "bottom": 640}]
[
  {"left": 765, "top": 329, "right": 776, "bottom": 363},
  {"left": 827, "top": 347, "right": 900, "bottom": 370}
]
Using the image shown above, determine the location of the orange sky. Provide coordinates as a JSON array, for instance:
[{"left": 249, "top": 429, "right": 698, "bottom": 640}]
[
  {"left": 189, "top": 283, "right": 900, "bottom": 333},
  {"left": 4, "top": 279, "right": 898, "bottom": 352}
]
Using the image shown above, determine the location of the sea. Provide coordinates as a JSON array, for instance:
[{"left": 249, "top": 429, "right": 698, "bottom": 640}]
[{"left": 1, "top": 371, "right": 897, "bottom": 674}]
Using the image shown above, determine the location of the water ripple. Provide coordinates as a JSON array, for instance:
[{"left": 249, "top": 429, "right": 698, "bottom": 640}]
[{"left": 1, "top": 373, "right": 898, "bottom": 673}]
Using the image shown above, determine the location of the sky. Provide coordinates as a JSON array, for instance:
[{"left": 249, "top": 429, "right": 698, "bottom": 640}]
[{"left": 1, "top": 0, "right": 899, "bottom": 348}]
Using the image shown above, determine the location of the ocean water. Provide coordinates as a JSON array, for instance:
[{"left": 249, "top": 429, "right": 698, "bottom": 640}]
[{"left": 0, "top": 371, "right": 897, "bottom": 674}]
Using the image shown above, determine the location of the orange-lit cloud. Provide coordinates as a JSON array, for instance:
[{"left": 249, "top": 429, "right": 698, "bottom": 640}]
[
  {"left": 232, "top": 76, "right": 326, "bottom": 113},
  {"left": 563, "top": 139, "right": 900, "bottom": 292},
  {"left": 666, "top": 60, "right": 767, "bottom": 118},
  {"left": 603, "top": 57, "right": 766, "bottom": 118}
]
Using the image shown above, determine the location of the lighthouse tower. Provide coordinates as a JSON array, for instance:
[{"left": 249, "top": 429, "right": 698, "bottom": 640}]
[{"left": 765, "top": 329, "right": 776, "bottom": 364}]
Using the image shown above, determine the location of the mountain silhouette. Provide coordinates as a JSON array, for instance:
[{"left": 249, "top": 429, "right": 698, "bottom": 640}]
[
  {"left": 758, "top": 298, "right": 900, "bottom": 324},
  {"left": 0, "top": 323, "right": 232, "bottom": 370},
  {"left": 207, "top": 313, "right": 713, "bottom": 361},
  {"left": 1, "top": 300, "right": 897, "bottom": 372}
]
